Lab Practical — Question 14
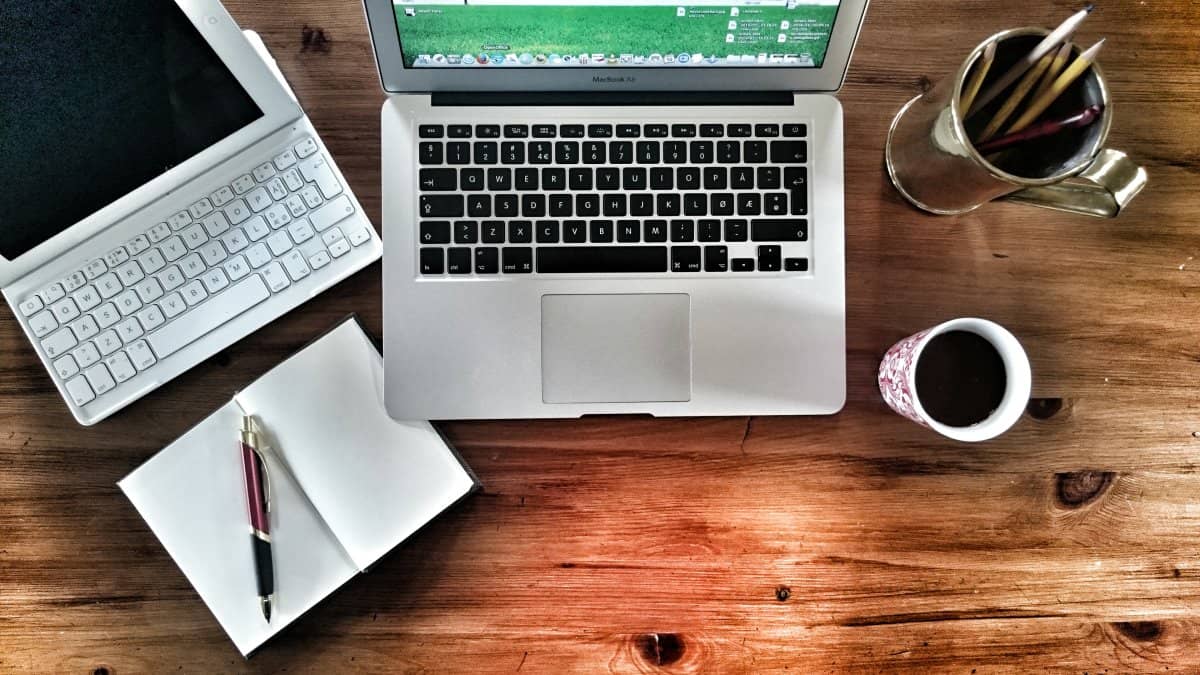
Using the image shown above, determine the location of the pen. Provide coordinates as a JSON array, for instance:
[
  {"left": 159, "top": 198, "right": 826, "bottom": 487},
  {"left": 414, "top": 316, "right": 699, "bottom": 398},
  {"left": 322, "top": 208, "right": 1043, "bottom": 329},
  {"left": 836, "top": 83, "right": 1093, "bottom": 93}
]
[{"left": 240, "top": 414, "right": 275, "bottom": 622}]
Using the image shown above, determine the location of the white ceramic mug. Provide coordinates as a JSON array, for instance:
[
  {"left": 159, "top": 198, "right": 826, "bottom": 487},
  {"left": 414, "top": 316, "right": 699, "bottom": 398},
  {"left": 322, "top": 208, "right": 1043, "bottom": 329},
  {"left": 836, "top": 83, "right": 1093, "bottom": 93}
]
[{"left": 878, "top": 318, "right": 1032, "bottom": 442}]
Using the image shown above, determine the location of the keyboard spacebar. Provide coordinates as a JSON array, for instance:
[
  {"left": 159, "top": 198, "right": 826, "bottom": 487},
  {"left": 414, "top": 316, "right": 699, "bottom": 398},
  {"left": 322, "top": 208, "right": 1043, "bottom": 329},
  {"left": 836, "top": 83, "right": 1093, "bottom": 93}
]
[
  {"left": 147, "top": 275, "right": 271, "bottom": 358},
  {"left": 537, "top": 246, "right": 668, "bottom": 273}
]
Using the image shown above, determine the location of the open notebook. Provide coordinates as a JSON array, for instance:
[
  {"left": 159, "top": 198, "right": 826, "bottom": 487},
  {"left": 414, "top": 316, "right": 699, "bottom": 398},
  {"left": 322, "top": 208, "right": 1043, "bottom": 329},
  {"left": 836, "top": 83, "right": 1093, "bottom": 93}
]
[{"left": 119, "top": 317, "right": 479, "bottom": 655}]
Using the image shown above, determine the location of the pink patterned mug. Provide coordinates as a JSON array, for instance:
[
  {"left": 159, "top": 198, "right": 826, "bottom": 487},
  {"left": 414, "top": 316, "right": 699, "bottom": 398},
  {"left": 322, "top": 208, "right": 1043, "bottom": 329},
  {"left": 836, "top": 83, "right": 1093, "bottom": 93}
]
[{"left": 878, "top": 318, "right": 1031, "bottom": 442}]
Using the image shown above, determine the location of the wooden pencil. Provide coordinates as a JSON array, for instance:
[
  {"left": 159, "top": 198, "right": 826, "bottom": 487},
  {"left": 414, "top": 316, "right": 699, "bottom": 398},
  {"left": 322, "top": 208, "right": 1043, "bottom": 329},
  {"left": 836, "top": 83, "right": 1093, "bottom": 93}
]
[
  {"left": 959, "top": 40, "right": 996, "bottom": 113},
  {"left": 1031, "top": 42, "right": 1074, "bottom": 102},
  {"left": 978, "top": 50, "right": 1055, "bottom": 141},
  {"left": 1006, "top": 39, "right": 1106, "bottom": 134}
]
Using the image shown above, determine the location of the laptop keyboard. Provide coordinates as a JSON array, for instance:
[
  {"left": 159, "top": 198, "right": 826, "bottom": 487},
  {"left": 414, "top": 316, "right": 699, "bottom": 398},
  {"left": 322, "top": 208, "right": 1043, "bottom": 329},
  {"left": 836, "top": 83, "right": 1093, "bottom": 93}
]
[
  {"left": 414, "top": 122, "right": 810, "bottom": 276},
  {"left": 15, "top": 135, "right": 374, "bottom": 410}
]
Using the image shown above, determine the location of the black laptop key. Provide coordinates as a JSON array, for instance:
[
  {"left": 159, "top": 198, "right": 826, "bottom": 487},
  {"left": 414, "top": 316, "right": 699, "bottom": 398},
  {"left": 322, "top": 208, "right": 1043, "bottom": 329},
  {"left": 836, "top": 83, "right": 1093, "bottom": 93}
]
[
  {"left": 770, "top": 140, "right": 807, "bottom": 164},
  {"left": 670, "top": 219, "right": 694, "bottom": 242},
  {"left": 501, "top": 142, "right": 525, "bottom": 164},
  {"left": 690, "top": 141, "right": 713, "bottom": 164},
  {"left": 744, "top": 141, "right": 767, "bottom": 163},
  {"left": 764, "top": 192, "right": 788, "bottom": 215},
  {"left": 656, "top": 193, "right": 680, "bottom": 216},
  {"left": 508, "top": 220, "right": 532, "bottom": 243},
  {"left": 475, "top": 247, "right": 499, "bottom": 274},
  {"left": 704, "top": 245, "right": 729, "bottom": 272},
  {"left": 563, "top": 220, "right": 587, "bottom": 243},
  {"left": 757, "top": 245, "right": 782, "bottom": 271},
  {"left": 448, "top": 125, "right": 472, "bottom": 138},
  {"left": 704, "top": 167, "right": 727, "bottom": 190},
  {"left": 724, "top": 219, "right": 748, "bottom": 242},
  {"left": 521, "top": 194, "right": 546, "bottom": 217},
  {"left": 504, "top": 124, "right": 528, "bottom": 138},
  {"left": 637, "top": 141, "right": 660, "bottom": 164},
  {"left": 603, "top": 194, "right": 626, "bottom": 216},
  {"left": 532, "top": 124, "right": 556, "bottom": 138},
  {"left": 700, "top": 124, "right": 724, "bottom": 137},
  {"left": 460, "top": 168, "right": 484, "bottom": 191},
  {"left": 791, "top": 190, "right": 808, "bottom": 216},
  {"left": 785, "top": 166, "right": 807, "bottom": 191},
  {"left": 610, "top": 142, "right": 633, "bottom": 165},
  {"left": 757, "top": 166, "right": 781, "bottom": 189},
  {"left": 617, "top": 124, "right": 640, "bottom": 138},
  {"left": 569, "top": 168, "right": 593, "bottom": 190},
  {"left": 671, "top": 246, "right": 701, "bottom": 272},
  {"left": 698, "top": 220, "right": 721, "bottom": 242},
  {"left": 482, "top": 221, "right": 505, "bottom": 243},
  {"left": 737, "top": 193, "right": 761, "bottom": 216},
  {"left": 494, "top": 194, "right": 518, "bottom": 217},
  {"left": 542, "top": 168, "right": 566, "bottom": 190},
  {"left": 622, "top": 168, "right": 647, "bottom": 190},
  {"left": 536, "top": 220, "right": 560, "bottom": 243},
  {"left": 754, "top": 124, "right": 779, "bottom": 137},
  {"left": 650, "top": 167, "right": 673, "bottom": 190},
  {"left": 549, "top": 194, "right": 572, "bottom": 217},
  {"left": 487, "top": 168, "right": 511, "bottom": 191},
  {"left": 467, "top": 195, "right": 490, "bottom": 217},
  {"left": 420, "top": 248, "right": 444, "bottom": 274},
  {"left": 732, "top": 257, "right": 755, "bottom": 271},
  {"left": 663, "top": 141, "right": 686, "bottom": 164},
  {"left": 590, "top": 220, "right": 614, "bottom": 243},
  {"left": 785, "top": 257, "right": 810, "bottom": 271},
  {"left": 475, "top": 125, "right": 500, "bottom": 138},
  {"left": 447, "top": 247, "right": 471, "bottom": 274},
  {"left": 515, "top": 168, "right": 538, "bottom": 190},
  {"left": 596, "top": 167, "right": 620, "bottom": 190},
  {"left": 710, "top": 193, "right": 735, "bottom": 216},
  {"left": 419, "top": 125, "right": 444, "bottom": 138},
  {"left": 418, "top": 142, "right": 443, "bottom": 165},
  {"left": 454, "top": 221, "right": 478, "bottom": 244},
  {"left": 671, "top": 124, "right": 697, "bottom": 138},
  {"left": 644, "top": 220, "right": 668, "bottom": 242},
  {"left": 419, "top": 168, "right": 455, "bottom": 191},
  {"left": 419, "top": 221, "right": 450, "bottom": 244},
  {"left": 644, "top": 124, "right": 669, "bottom": 138},
  {"left": 473, "top": 142, "right": 497, "bottom": 164},
  {"left": 677, "top": 167, "right": 700, "bottom": 190},
  {"left": 538, "top": 246, "right": 668, "bottom": 273},
  {"left": 683, "top": 193, "right": 707, "bottom": 216},
  {"left": 420, "top": 195, "right": 463, "bottom": 218},
  {"left": 783, "top": 124, "right": 807, "bottom": 137},
  {"left": 728, "top": 124, "right": 752, "bottom": 137},
  {"left": 629, "top": 193, "right": 653, "bottom": 216},
  {"left": 446, "top": 142, "right": 470, "bottom": 165},
  {"left": 731, "top": 167, "right": 754, "bottom": 189},
  {"left": 588, "top": 124, "right": 613, "bottom": 138},
  {"left": 555, "top": 141, "right": 579, "bottom": 164},
  {"left": 560, "top": 124, "right": 585, "bottom": 138},
  {"left": 583, "top": 141, "right": 606, "bottom": 164},
  {"left": 576, "top": 194, "right": 600, "bottom": 216},
  {"left": 503, "top": 247, "right": 533, "bottom": 274},
  {"left": 530, "top": 141, "right": 553, "bottom": 164},
  {"left": 717, "top": 141, "right": 740, "bottom": 164},
  {"left": 617, "top": 220, "right": 640, "bottom": 242}
]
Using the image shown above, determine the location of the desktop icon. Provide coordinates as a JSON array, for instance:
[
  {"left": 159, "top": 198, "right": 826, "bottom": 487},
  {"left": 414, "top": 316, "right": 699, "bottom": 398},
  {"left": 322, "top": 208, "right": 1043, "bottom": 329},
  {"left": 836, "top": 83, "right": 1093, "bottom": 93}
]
[
  {"left": 404, "top": 7, "right": 415, "bottom": 16},
  {"left": 728, "top": 20, "right": 737, "bottom": 29},
  {"left": 692, "top": 53, "right": 703, "bottom": 64},
  {"left": 535, "top": 54, "right": 547, "bottom": 64},
  {"left": 619, "top": 53, "right": 633, "bottom": 64},
  {"left": 726, "top": 34, "right": 735, "bottom": 43},
  {"left": 478, "top": 53, "right": 490, "bottom": 64},
  {"left": 519, "top": 52, "right": 533, "bottom": 64},
  {"left": 462, "top": 53, "right": 476, "bottom": 65},
  {"left": 676, "top": 52, "right": 690, "bottom": 64},
  {"left": 491, "top": 52, "right": 505, "bottom": 64},
  {"left": 549, "top": 54, "right": 563, "bottom": 64},
  {"left": 664, "top": 54, "right": 675, "bottom": 64},
  {"left": 649, "top": 53, "right": 662, "bottom": 63},
  {"left": 592, "top": 53, "right": 606, "bottom": 63},
  {"left": 415, "top": 54, "right": 430, "bottom": 64},
  {"left": 632, "top": 55, "right": 645, "bottom": 65},
  {"left": 579, "top": 54, "right": 590, "bottom": 64},
  {"left": 757, "top": 53, "right": 767, "bottom": 63},
  {"left": 726, "top": 54, "right": 741, "bottom": 63},
  {"left": 705, "top": 54, "right": 718, "bottom": 64},
  {"left": 676, "top": 6, "right": 686, "bottom": 16},
  {"left": 780, "top": 20, "right": 790, "bottom": 30},
  {"left": 730, "top": 7, "right": 739, "bottom": 16},
  {"left": 562, "top": 54, "right": 574, "bottom": 64},
  {"left": 432, "top": 54, "right": 445, "bottom": 64},
  {"left": 447, "top": 54, "right": 461, "bottom": 64}
]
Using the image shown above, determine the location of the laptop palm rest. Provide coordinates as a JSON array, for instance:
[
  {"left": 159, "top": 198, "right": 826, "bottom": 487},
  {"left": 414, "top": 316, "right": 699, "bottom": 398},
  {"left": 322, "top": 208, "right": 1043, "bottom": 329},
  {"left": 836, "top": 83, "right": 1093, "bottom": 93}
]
[{"left": 541, "top": 294, "right": 692, "bottom": 405}]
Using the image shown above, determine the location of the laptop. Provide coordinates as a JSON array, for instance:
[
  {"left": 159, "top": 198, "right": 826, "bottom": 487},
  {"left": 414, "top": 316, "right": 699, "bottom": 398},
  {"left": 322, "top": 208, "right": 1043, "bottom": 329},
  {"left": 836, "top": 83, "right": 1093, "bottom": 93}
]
[
  {"left": 1, "top": 0, "right": 382, "bottom": 425},
  {"left": 364, "top": 0, "right": 867, "bottom": 419}
]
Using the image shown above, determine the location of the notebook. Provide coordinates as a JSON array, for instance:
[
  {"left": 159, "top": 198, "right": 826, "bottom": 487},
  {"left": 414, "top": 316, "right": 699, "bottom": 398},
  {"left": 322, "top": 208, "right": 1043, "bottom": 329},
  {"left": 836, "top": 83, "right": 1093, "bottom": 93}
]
[{"left": 119, "top": 316, "right": 479, "bottom": 655}]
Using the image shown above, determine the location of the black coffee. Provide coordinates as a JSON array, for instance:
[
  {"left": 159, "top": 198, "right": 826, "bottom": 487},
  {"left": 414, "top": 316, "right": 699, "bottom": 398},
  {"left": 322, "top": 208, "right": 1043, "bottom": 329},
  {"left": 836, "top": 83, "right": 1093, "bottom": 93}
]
[{"left": 915, "top": 330, "right": 1007, "bottom": 427}]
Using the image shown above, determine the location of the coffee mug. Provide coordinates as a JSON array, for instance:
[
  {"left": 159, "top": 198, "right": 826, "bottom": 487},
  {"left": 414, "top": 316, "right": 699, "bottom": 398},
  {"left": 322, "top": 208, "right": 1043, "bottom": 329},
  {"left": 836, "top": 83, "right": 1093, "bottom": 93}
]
[
  {"left": 878, "top": 318, "right": 1031, "bottom": 442},
  {"left": 885, "top": 27, "right": 1147, "bottom": 217}
]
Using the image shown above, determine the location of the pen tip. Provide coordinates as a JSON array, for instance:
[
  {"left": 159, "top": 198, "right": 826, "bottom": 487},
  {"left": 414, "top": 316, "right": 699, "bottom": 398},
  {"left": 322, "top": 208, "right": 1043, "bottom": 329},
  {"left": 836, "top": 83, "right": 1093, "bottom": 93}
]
[
  {"left": 1084, "top": 3, "right": 1095, "bottom": 12},
  {"left": 261, "top": 597, "right": 272, "bottom": 622}
]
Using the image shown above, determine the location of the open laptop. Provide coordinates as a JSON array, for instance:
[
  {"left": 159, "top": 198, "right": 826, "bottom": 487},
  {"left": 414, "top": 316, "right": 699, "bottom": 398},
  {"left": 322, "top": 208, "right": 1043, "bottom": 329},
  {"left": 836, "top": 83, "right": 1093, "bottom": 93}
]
[
  {"left": 364, "top": 0, "right": 867, "bottom": 419},
  {"left": 1, "top": 0, "right": 382, "bottom": 425}
]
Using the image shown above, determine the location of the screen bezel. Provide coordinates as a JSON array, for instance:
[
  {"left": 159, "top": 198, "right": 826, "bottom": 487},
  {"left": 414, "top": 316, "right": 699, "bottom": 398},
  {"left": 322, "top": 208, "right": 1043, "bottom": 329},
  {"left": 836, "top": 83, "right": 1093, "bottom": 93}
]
[
  {"left": 362, "top": 0, "right": 870, "bottom": 93},
  {"left": 0, "top": 0, "right": 302, "bottom": 289}
]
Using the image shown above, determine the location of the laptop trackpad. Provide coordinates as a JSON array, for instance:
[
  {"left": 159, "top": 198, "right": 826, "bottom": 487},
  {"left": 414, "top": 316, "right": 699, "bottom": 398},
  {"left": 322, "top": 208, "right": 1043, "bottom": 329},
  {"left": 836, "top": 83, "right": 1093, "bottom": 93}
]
[{"left": 541, "top": 294, "right": 692, "bottom": 404}]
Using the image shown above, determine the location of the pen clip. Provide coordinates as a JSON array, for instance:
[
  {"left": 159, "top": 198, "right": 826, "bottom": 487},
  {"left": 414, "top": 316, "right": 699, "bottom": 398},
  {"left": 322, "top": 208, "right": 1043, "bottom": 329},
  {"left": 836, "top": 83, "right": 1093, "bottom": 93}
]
[{"left": 243, "top": 415, "right": 273, "bottom": 514}]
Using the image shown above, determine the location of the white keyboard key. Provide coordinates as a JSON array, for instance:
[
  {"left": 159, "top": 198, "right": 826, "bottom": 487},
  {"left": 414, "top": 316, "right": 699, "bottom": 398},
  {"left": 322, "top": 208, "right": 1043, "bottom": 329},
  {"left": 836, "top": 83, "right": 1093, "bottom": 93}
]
[
  {"left": 322, "top": 228, "right": 345, "bottom": 247},
  {"left": 72, "top": 315, "right": 100, "bottom": 341},
  {"left": 245, "top": 244, "right": 272, "bottom": 269},
  {"left": 199, "top": 240, "right": 228, "bottom": 267},
  {"left": 329, "top": 238, "right": 351, "bottom": 258},
  {"left": 54, "top": 355, "right": 79, "bottom": 380},
  {"left": 116, "top": 260, "right": 145, "bottom": 286},
  {"left": 168, "top": 210, "right": 192, "bottom": 231},
  {"left": 202, "top": 212, "right": 232, "bottom": 237},
  {"left": 65, "top": 376, "right": 95, "bottom": 407},
  {"left": 253, "top": 162, "right": 277, "bottom": 183},
  {"left": 18, "top": 296, "right": 43, "bottom": 317},
  {"left": 51, "top": 298, "right": 81, "bottom": 323},
  {"left": 39, "top": 283, "right": 66, "bottom": 304},
  {"left": 105, "top": 247, "right": 130, "bottom": 267},
  {"left": 73, "top": 342, "right": 101, "bottom": 368},
  {"left": 147, "top": 223, "right": 171, "bottom": 243},
  {"left": 294, "top": 137, "right": 318, "bottom": 158},
  {"left": 261, "top": 262, "right": 290, "bottom": 292},
  {"left": 137, "top": 305, "right": 166, "bottom": 331},
  {"left": 160, "top": 236, "right": 187, "bottom": 262},
  {"left": 94, "top": 303, "right": 121, "bottom": 328},
  {"left": 223, "top": 255, "right": 251, "bottom": 281},
  {"left": 246, "top": 187, "right": 272, "bottom": 213},
  {"left": 41, "top": 328, "right": 78, "bottom": 358},
  {"left": 126, "top": 235, "right": 151, "bottom": 255},
  {"left": 115, "top": 289, "right": 142, "bottom": 316},
  {"left": 243, "top": 216, "right": 271, "bottom": 242},
  {"left": 281, "top": 250, "right": 311, "bottom": 281},
  {"left": 127, "top": 340, "right": 157, "bottom": 371},
  {"left": 182, "top": 223, "right": 208, "bottom": 249},
  {"left": 96, "top": 330, "right": 122, "bottom": 356},
  {"left": 282, "top": 168, "right": 304, "bottom": 192},
  {"left": 308, "top": 250, "right": 331, "bottom": 270},
  {"left": 212, "top": 186, "right": 235, "bottom": 207},
  {"left": 179, "top": 253, "right": 206, "bottom": 279},
  {"left": 181, "top": 280, "right": 208, "bottom": 306},
  {"left": 139, "top": 248, "right": 167, "bottom": 274},
  {"left": 116, "top": 317, "right": 144, "bottom": 343},
  {"left": 348, "top": 226, "right": 373, "bottom": 247},
  {"left": 284, "top": 195, "right": 308, "bottom": 217},
  {"left": 225, "top": 199, "right": 252, "bottom": 225},
  {"left": 135, "top": 277, "right": 165, "bottom": 303},
  {"left": 105, "top": 352, "right": 137, "bottom": 383},
  {"left": 147, "top": 275, "right": 270, "bottom": 358},
  {"left": 266, "top": 178, "right": 289, "bottom": 201},
  {"left": 300, "top": 186, "right": 324, "bottom": 209},
  {"left": 85, "top": 364, "right": 116, "bottom": 396},
  {"left": 274, "top": 148, "right": 298, "bottom": 170},
  {"left": 73, "top": 286, "right": 102, "bottom": 311},
  {"left": 264, "top": 204, "right": 292, "bottom": 229},
  {"left": 160, "top": 292, "right": 187, "bottom": 318},
  {"left": 28, "top": 310, "right": 58, "bottom": 338},
  {"left": 299, "top": 155, "right": 344, "bottom": 199},
  {"left": 201, "top": 268, "right": 230, "bottom": 294},
  {"left": 62, "top": 271, "right": 87, "bottom": 292},
  {"left": 189, "top": 198, "right": 214, "bottom": 219},
  {"left": 232, "top": 174, "right": 256, "bottom": 195},
  {"left": 266, "top": 231, "right": 293, "bottom": 256},
  {"left": 309, "top": 195, "right": 355, "bottom": 232},
  {"left": 287, "top": 219, "right": 315, "bottom": 245},
  {"left": 221, "top": 228, "right": 250, "bottom": 253},
  {"left": 84, "top": 259, "right": 108, "bottom": 280},
  {"left": 95, "top": 273, "right": 123, "bottom": 299}
]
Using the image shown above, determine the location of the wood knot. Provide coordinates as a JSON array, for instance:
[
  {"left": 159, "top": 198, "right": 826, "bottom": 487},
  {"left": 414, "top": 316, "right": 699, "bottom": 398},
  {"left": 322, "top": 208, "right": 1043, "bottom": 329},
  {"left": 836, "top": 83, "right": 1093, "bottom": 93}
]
[
  {"left": 1026, "top": 397, "right": 1064, "bottom": 420},
  {"left": 915, "top": 75, "right": 933, "bottom": 93},
  {"left": 775, "top": 585, "right": 791, "bottom": 601},
  {"left": 1113, "top": 621, "right": 1162, "bottom": 641},
  {"left": 1055, "top": 471, "right": 1114, "bottom": 508},
  {"left": 301, "top": 25, "right": 331, "bottom": 51},
  {"left": 635, "top": 633, "right": 684, "bottom": 666}
]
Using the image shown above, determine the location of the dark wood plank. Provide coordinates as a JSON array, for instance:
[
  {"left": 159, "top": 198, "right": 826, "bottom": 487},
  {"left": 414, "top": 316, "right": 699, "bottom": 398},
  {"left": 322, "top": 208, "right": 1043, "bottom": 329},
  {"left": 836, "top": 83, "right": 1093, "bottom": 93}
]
[{"left": 3, "top": 0, "right": 1200, "bottom": 672}]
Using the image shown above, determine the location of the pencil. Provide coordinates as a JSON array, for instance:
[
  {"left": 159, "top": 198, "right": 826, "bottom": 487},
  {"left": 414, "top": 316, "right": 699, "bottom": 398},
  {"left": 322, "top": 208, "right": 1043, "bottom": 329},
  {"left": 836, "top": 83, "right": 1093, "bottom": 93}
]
[
  {"left": 959, "top": 40, "right": 996, "bottom": 113},
  {"left": 976, "top": 104, "right": 1103, "bottom": 154},
  {"left": 968, "top": 4, "right": 1094, "bottom": 115},
  {"left": 978, "top": 50, "right": 1055, "bottom": 141},
  {"left": 1006, "top": 39, "right": 1106, "bottom": 134},
  {"left": 1031, "top": 42, "right": 1073, "bottom": 102}
]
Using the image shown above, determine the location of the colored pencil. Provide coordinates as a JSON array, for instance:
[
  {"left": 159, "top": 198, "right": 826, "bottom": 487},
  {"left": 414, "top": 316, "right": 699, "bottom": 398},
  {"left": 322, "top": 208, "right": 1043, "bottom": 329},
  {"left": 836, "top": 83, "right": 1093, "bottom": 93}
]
[
  {"left": 1006, "top": 39, "right": 1106, "bottom": 134},
  {"left": 959, "top": 40, "right": 996, "bottom": 113},
  {"left": 978, "top": 50, "right": 1055, "bottom": 141},
  {"left": 975, "top": 104, "right": 1103, "bottom": 154}
]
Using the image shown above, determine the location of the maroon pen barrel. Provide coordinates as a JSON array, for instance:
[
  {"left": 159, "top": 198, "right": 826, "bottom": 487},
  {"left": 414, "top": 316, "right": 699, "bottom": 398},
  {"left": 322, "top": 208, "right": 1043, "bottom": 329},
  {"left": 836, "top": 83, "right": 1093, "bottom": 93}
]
[{"left": 241, "top": 443, "right": 269, "bottom": 535}]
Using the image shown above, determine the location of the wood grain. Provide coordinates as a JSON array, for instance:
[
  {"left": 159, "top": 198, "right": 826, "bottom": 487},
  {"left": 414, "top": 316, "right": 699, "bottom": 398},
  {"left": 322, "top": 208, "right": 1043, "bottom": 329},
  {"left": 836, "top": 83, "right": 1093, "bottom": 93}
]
[{"left": 3, "top": 0, "right": 1200, "bottom": 672}]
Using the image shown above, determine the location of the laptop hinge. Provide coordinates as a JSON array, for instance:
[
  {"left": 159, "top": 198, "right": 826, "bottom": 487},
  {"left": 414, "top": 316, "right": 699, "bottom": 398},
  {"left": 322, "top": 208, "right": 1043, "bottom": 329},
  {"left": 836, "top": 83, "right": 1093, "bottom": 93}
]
[{"left": 430, "top": 91, "right": 792, "bottom": 107}]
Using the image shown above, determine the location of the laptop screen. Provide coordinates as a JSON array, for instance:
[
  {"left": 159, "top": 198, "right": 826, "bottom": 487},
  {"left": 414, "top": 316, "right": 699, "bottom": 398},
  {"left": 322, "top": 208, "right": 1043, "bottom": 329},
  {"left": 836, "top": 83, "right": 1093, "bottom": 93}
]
[
  {"left": 393, "top": 0, "right": 842, "bottom": 69},
  {"left": 0, "top": 0, "right": 263, "bottom": 260}
]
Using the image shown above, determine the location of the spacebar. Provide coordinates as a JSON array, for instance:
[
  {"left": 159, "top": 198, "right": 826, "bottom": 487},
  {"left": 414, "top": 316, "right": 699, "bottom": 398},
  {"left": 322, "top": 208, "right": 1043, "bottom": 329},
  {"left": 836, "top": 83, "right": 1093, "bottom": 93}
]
[
  {"left": 147, "top": 276, "right": 271, "bottom": 358},
  {"left": 537, "top": 246, "right": 668, "bottom": 273}
]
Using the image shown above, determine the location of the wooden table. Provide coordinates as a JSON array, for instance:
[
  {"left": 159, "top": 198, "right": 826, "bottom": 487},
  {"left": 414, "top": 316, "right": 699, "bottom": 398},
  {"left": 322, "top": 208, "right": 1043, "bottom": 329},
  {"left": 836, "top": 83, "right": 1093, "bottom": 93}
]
[{"left": 3, "top": 1, "right": 1199, "bottom": 671}]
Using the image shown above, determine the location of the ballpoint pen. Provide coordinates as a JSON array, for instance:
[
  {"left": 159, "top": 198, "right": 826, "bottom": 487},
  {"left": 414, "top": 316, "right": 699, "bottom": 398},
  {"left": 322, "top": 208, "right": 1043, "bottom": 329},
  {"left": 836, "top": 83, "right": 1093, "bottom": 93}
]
[{"left": 239, "top": 414, "right": 275, "bottom": 622}]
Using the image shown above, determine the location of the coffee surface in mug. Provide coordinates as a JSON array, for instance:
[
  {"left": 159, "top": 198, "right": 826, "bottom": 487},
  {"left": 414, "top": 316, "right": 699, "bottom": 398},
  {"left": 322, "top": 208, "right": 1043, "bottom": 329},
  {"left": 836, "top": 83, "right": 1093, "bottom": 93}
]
[{"left": 915, "top": 330, "right": 1007, "bottom": 427}]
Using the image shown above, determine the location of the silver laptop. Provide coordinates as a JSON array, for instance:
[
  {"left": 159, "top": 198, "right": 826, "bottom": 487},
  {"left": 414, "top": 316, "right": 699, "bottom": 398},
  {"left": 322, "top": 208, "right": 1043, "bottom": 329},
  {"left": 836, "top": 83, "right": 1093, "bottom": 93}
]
[
  {"left": 364, "top": 0, "right": 867, "bottom": 419},
  {"left": 2, "top": 0, "right": 382, "bottom": 425}
]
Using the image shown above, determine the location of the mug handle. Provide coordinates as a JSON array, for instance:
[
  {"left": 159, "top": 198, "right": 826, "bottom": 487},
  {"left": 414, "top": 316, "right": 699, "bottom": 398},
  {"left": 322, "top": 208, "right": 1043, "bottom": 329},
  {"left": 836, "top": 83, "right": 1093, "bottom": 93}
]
[{"left": 1001, "top": 148, "right": 1148, "bottom": 218}]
